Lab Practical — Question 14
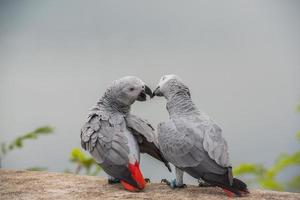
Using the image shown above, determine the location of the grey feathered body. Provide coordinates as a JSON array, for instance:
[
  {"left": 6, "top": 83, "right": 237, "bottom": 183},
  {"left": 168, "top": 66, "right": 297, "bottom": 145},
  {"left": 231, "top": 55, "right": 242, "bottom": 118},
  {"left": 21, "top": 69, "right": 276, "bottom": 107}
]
[
  {"left": 81, "top": 89, "right": 171, "bottom": 187},
  {"left": 158, "top": 91, "right": 232, "bottom": 185}
]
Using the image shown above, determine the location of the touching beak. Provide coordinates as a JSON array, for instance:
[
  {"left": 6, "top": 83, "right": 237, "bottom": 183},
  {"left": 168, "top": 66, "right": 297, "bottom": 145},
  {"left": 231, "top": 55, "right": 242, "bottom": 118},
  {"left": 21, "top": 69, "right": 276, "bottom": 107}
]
[
  {"left": 145, "top": 85, "right": 153, "bottom": 97},
  {"left": 151, "top": 86, "right": 160, "bottom": 98},
  {"left": 137, "top": 85, "right": 153, "bottom": 101}
]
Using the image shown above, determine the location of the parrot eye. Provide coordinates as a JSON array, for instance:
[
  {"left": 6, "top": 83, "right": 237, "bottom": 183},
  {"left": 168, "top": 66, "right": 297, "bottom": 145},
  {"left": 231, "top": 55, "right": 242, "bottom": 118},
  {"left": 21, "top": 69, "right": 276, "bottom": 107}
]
[{"left": 129, "top": 87, "right": 135, "bottom": 91}]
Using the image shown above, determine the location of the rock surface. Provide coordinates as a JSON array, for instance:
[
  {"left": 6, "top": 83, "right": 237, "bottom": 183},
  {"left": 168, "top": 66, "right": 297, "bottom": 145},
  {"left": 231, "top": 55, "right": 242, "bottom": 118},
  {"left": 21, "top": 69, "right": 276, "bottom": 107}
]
[{"left": 1, "top": 169, "right": 300, "bottom": 200}]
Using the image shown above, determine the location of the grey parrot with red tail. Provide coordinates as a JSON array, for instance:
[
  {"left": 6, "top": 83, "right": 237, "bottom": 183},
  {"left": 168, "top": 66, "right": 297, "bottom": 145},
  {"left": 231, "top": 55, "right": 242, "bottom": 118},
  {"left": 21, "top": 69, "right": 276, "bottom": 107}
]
[
  {"left": 81, "top": 76, "right": 171, "bottom": 192},
  {"left": 152, "top": 75, "right": 249, "bottom": 197}
]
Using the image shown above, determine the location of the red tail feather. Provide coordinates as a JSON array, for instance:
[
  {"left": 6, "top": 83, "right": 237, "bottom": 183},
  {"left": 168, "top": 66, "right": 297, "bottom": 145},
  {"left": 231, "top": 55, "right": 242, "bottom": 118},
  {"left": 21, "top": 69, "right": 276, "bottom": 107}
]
[
  {"left": 128, "top": 162, "right": 146, "bottom": 190},
  {"left": 121, "top": 162, "right": 146, "bottom": 192},
  {"left": 121, "top": 180, "right": 139, "bottom": 192},
  {"left": 222, "top": 189, "right": 234, "bottom": 198}
]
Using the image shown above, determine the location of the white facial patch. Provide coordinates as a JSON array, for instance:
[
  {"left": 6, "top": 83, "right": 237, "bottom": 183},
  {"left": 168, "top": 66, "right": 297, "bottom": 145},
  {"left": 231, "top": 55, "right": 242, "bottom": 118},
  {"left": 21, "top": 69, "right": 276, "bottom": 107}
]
[{"left": 158, "top": 74, "right": 179, "bottom": 88}]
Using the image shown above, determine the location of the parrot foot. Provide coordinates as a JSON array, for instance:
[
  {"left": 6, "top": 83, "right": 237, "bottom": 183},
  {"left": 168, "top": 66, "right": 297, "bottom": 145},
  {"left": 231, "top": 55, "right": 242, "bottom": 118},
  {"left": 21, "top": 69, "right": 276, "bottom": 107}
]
[
  {"left": 161, "top": 179, "right": 187, "bottom": 189},
  {"left": 108, "top": 178, "right": 120, "bottom": 184},
  {"left": 198, "top": 179, "right": 213, "bottom": 187},
  {"left": 144, "top": 178, "right": 151, "bottom": 183}
]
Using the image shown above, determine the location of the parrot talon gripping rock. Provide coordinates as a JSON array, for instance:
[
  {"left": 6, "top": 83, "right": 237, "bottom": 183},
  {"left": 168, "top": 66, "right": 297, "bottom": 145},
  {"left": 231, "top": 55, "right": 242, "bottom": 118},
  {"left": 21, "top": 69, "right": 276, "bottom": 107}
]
[
  {"left": 81, "top": 76, "right": 171, "bottom": 192},
  {"left": 144, "top": 178, "right": 151, "bottom": 183},
  {"left": 161, "top": 178, "right": 170, "bottom": 186},
  {"left": 153, "top": 75, "right": 249, "bottom": 197},
  {"left": 198, "top": 179, "right": 213, "bottom": 187},
  {"left": 161, "top": 179, "right": 187, "bottom": 189},
  {"left": 108, "top": 178, "right": 120, "bottom": 184}
]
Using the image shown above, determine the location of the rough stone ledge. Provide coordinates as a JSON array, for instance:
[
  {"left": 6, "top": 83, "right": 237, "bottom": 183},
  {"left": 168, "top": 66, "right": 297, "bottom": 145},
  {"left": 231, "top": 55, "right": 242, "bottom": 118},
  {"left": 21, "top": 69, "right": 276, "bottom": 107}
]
[{"left": 1, "top": 169, "right": 300, "bottom": 200}]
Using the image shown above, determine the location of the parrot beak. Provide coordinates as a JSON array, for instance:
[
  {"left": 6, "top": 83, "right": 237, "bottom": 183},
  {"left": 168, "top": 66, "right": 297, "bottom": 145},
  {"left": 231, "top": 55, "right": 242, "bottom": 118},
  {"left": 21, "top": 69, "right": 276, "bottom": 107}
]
[
  {"left": 137, "top": 85, "right": 152, "bottom": 101},
  {"left": 151, "top": 86, "right": 162, "bottom": 98},
  {"left": 145, "top": 85, "right": 153, "bottom": 97}
]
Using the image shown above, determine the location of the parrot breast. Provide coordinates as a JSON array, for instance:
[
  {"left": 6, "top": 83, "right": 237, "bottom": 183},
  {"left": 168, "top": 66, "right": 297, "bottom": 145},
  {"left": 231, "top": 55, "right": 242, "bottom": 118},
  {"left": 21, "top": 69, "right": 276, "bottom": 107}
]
[
  {"left": 121, "top": 129, "right": 145, "bottom": 191},
  {"left": 124, "top": 129, "right": 140, "bottom": 164}
]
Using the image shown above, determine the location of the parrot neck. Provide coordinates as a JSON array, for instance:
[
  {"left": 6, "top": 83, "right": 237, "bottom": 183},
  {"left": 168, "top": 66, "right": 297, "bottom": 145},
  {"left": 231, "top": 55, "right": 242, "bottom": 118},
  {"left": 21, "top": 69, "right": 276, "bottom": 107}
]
[
  {"left": 100, "top": 94, "right": 131, "bottom": 115},
  {"left": 166, "top": 93, "right": 199, "bottom": 118}
]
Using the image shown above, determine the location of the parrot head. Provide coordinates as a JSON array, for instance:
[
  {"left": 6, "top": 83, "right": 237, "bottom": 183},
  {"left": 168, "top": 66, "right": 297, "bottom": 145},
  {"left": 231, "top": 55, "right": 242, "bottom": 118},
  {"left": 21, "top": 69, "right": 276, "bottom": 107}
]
[
  {"left": 110, "top": 76, "right": 152, "bottom": 106},
  {"left": 152, "top": 74, "right": 190, "bottom": 99}
]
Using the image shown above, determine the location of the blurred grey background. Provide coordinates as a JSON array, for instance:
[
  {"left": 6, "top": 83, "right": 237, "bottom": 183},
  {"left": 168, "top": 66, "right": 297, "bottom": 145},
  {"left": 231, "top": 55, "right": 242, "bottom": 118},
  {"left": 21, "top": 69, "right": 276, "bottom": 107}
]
[{"left": 0, "top": 0, "right": 299, "bottom": 185}]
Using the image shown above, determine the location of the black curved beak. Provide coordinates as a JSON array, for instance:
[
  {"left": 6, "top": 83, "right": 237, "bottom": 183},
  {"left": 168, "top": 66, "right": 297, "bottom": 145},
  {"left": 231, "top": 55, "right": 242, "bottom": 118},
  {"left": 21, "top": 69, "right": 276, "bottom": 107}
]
[
  {"left": 151, "top": 86, "right": 161, "bottom": 98},
  {"left": 145, "top": 85, "right": 152, "bottom": 97},
  {"left": 137, "top": 85, "right": 153, "bottom": 101}
]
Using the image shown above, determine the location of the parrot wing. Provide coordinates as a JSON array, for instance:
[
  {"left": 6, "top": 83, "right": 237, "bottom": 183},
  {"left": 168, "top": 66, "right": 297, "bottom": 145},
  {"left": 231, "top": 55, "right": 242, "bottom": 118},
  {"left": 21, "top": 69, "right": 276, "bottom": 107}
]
[
  {"left": 125, "top": 114, "right": 156, "bottom": 144},
  {"left": 125, "top": 114, "right": 172, "bottom": 172},
  {"left": 81, "top": 113, "right": 142, "bottom": 188},
  {"left": 201, "top": 119, "right": 230, "bottom": 167},
  {"left": 157, "top": 116, "right": 229, "bottom": 173},
  {"left": 157, "top": 116, "right": 248, "bottom": 195}
]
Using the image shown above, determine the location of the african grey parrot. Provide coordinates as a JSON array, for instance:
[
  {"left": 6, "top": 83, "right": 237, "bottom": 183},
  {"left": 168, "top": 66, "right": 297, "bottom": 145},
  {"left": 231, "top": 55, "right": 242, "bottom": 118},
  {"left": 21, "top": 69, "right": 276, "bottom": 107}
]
[
  {"left": 81, "top": 76, "right": 171, "bottom": 192},
  {"left": 152, "top": 75, "right": 248, "bottom": 197}
]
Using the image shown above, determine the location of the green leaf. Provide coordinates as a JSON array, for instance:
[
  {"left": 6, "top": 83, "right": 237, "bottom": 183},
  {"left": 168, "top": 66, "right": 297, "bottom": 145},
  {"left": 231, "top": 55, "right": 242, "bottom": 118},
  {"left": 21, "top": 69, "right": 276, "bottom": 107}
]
[
  {"left": 269, "top": 152, "right": 300, "bottom": 178},
  {"left": 1, "top": 142, "right": 7, "bottom": 155},
  {"left": 233, "top": 163, "right": 266, "bottom": 176},
  {"left": 70, "top": 148, "right": 86, "bottom": 163},
  {"left": 69, "top": 148, "right": 101, "bottom": 175},
  {"left": 33, "top": 126, "right": 54, "bottom": 134},
  {"left": 259, "top": 179, "right": 284, "bottom": 191},
  {"left": 6, "top": 126, "right": 53, "bottom": 152}
]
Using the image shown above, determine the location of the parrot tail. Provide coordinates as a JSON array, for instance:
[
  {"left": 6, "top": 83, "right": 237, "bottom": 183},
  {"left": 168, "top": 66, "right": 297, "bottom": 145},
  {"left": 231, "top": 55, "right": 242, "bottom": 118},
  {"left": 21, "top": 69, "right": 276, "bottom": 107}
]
[
  {"left": 219, "top": 178, "right": 249, "bottom": 197},
  {"left": 121, "top": 162, "right": 146, "bottom": 192},
  {"left": 202, "top": 172, "right": 249, "bottom": 197},
  {"left": 232, "top": 178, "right": 249, "bottom": 194}
]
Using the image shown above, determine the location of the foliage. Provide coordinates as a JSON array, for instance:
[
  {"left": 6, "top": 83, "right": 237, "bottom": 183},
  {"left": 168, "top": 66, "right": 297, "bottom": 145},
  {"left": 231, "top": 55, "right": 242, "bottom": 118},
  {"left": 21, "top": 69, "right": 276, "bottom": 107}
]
[
  {"left": 1, "top": 126, "right": 54, "bottom": 156},
  {"left": 0, "top": 126, "right": 54, "bottom": 169},
  {"left": 67, "top": 148, "right": 101, "bottom": 176},
  {"left": 0, "top": 126, "right": 100, "bottom": 176},
  {"left": 233, "top": 144, "right": 300, "bottom": 192},
  {"left": 233, "top": 104, "right": 300, "bottom": 192}
]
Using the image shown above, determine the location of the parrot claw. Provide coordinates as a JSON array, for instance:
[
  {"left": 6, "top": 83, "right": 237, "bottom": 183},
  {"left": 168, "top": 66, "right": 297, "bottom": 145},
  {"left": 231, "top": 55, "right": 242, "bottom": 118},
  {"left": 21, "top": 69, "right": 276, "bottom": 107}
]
[
  {"left": 198, "top": 179, "right": 213, "bottom": 187},
  {"left": 161, "top": 179, "right": 186, "bottom": 189},
  {"left": 177, "top": 184, "right": 187, "bottom": 188},
  {"left": 144, "top": 178, "right": 151, "bottom": 183},
  {"left": 108, "top": 178, "right": 120, "bottom": 184},
  {"left": 161, "top": 178, "right": 171, "bottom": 186}
]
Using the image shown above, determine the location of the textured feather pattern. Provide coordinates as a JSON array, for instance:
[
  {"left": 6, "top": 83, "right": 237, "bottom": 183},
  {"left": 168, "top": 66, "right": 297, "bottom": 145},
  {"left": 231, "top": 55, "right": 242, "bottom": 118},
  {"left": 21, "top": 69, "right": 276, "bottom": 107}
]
[
  {"left": 80, "top": 76, "right": 157, "bottom": 191},
  {"left": 125, "top": 114, "right": 172, "bottom": 172},
  {"left": 203, "top": 122, "right": 229, "bottom": 167},
  {"left": 81, "top": 107, "right": 131, "bottom": 166},
  {"left": 156, "top": 77, "right": 248, "bottom": 195},
  {"left": 161, "top": 90, "right": 231, "bottom": 168},
  {"left": 125, "top": 114, "right": 156, "bottom": 144},
  {"left": 158, "top": 115, "right": 230, "bottom": 171},
  {"left": 158, "top": 118, "right": 222, "bottom": 174}
]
